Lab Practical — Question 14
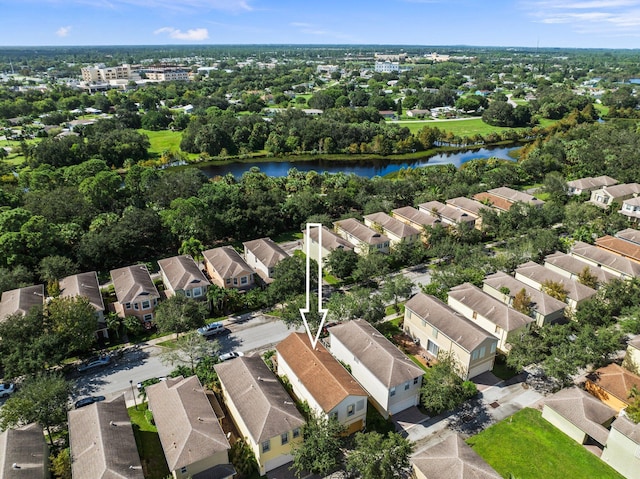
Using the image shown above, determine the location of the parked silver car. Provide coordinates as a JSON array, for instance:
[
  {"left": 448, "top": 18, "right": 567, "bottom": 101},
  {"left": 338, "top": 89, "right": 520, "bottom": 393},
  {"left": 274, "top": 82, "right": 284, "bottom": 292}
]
[
  {"left": 0, "top": 382, "right": 15, "bottom": 398},
  {"left": 77, "top": 354, "right": 111, "bottom": 372}
]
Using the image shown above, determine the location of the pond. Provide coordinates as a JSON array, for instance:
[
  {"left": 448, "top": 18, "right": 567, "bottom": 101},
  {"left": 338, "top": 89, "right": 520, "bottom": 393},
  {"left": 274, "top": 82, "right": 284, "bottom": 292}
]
[{"left": 198, "top": 145, "right": 519, "bottom": 179}]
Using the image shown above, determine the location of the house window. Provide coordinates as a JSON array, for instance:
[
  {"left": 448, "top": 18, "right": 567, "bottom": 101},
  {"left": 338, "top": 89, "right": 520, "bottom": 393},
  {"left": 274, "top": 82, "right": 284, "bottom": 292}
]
[
  {"left": 479, "top": 346, "right": 486, "bottom": 358},
  {"left": 233, "top": 278, "right": 238, "bottom": 285},
  {"left": 390, "top": 387, "right": 396, "bottom": 397},
  {"left": 133, "top": 303, "right": 139, "bottom": 311},
  {"left": 293, "top": 428, "right": 300, "bottom": 439},
  {"left": 281, "top": 432, "right": 289, "bottom": 445},
  {"left": 347, "top": 404, "right": 355, "bottom": 416},
  {"left": 472, "top": 350, "right": 479, "bottom": 361},
  {"left": 141, "top": 300, "right": 151, "bottom": 309},
  {"left": 192, "top": 287, "right": 202, "bottom": 297},
  {"left": 427, "top": 340, "right": 439, "bottom": 356},
  {"left": 413, "top": 377, "right": 419, "bottom": 385},
  {"left": 356, "top": 399, "right": 365, "bottom": 411},
  {"left": 404, "top": 381, "right": 410, "bottom": 390},
  {"left": 143, "top": 313, "right": 153, "bottom": 321},
  {"left": 180, "top": 467, "right": 187, "bottom": 474},
  {"left": 490, "top": 343, "right": 497, "bottom": 354},
  {"left": 124, "top": 302, "right": 131, "bottom": 310},
  {"left": 241, "top": 276, "right": 248, "bottom": 284},
  {"left": 185, "top": 289, "right": 192, "bottom": 297},
  {"left": 432, "top": 327, "right": 438, "bottom": 338},
  {"left": 226, "top": 278, "right": 231, "bottom": 284},
  {"left": 262, "top": 440, "right": 270, "bottom": 453}
]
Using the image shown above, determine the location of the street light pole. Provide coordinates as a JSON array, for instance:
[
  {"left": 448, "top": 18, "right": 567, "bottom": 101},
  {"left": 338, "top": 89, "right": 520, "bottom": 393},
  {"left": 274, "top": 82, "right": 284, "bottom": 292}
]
[{"left": 129, "top": 380, "right": 138, "bottom": 410}]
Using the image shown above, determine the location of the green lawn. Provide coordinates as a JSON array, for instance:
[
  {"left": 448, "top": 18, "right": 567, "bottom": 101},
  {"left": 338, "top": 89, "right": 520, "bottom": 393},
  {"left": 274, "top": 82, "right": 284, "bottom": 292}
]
[
  {"left": 396, "top": 117, "right": 535, "bottom": 137},
  {"left": 128, "top": 404, "right": 171, "bottom": 479},
  {"left": 466, "top": 408, "right": 625, "bottom": 479},
  {"left": 139, "top": 129, "right": 183, "bottom": 154}
]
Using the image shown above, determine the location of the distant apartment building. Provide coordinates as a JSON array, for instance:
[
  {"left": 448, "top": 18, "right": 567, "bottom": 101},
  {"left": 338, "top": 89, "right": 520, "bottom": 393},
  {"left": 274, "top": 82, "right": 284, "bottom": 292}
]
[
  {"left": 143, "top": 68, "right": 190, "bottom": 82},
  {"left": 81, "top": 64, "right": 136, "bottom": 83}
]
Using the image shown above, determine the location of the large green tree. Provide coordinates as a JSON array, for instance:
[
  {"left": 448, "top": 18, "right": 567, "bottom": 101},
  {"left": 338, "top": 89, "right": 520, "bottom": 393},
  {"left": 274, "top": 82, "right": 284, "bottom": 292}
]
[
  {"left": 346, "top": 432, "right": 412, "bottom": 479},
  {"left": 0, "top": 373, "right": 71, "bottom": 446},
  {"left": 160, "top": 331, "right": 221, "bottom": 375},
  {"left": 154, "top": 294, "right": 208, "bottom": 339},
  {"left": 292, "top": 411, "right": 345, "bottom": 478},
  {"left": 421, "top": 352, "right": 477, "bottom": 416}
]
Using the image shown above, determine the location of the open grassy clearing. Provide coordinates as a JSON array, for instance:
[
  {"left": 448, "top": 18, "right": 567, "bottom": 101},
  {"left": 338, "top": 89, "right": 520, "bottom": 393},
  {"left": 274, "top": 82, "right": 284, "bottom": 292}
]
[
  {"left": 396, "top": 118, "right": 527, "bottom": 136},
  {"left": 466, "top": 408, "right": 624, "bottom": 479}
]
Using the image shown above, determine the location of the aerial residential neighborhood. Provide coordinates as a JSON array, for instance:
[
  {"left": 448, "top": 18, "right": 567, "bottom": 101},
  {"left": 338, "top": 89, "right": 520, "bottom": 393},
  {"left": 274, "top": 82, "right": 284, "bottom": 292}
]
[{"left": 3, "top": 6, "right": 640, "bottom": 476}]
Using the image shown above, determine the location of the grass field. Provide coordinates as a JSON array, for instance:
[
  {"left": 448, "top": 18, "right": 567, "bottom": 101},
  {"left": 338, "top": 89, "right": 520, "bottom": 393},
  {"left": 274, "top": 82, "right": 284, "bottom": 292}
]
[
  {"left": 138, "top": 129, "right": 184, "bottom": 157},
  {"left": 128, "top": 404, "right": 171, "bottom": 479},
  {"left": 396, "top": 117, "right": 559, "bottom": 137},
  {"left": 466, "top": 408, "right": 625, "bottom": 479}
]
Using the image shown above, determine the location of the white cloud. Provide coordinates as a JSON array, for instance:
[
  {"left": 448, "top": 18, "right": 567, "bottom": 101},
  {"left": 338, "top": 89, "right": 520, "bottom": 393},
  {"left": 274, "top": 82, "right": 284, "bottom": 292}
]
[
  {"left": 525, "top": 0, "right": 640, "bottom": 33},
  {"left": 154, "top": 26, "right": 209, "bottom": 41},
  {"left": 56, "top": 26, "right": 71, "bottom": 37}
]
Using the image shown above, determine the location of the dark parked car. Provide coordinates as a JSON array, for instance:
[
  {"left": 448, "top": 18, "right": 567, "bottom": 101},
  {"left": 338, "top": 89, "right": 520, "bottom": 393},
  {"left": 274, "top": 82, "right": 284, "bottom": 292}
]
[
  {"left": 77, "top": 354, "right": 111, "bottom": 372},
  {"left": 74, "top": 395, "right": 106, "bottom": 409}
]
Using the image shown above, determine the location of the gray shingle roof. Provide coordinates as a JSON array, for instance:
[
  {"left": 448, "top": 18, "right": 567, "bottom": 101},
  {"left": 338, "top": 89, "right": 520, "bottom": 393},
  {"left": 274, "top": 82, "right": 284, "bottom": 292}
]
[
  {"left": 616, "top": 228, "right": 640, "bottom": 246},
  {"left": 329, "top": 319, "right": 424, "bottom": 387},
  {"left": 242, "top": 238, "right": 289, "bottom": 268},
  {"left": 391, "top": 206, "right": 441, "bottom": 228},
  {"left": 110, "top": 264, "right": 160, "bottom": 305},
  {"left": 147, "top": 376, "right": 230, "bottom": 472},
  {"left": 333, "top": 218, "right": 390, "bottom": 246},
  {"left": 487, "top": 186, "right": 545, "bottom": 206},
  {"left": 158, "top": 255, "right": 209, "bottom": 293},
  {"left": 610, "top": 414, "right": 640, "bottom": 444},
  {"left": 514, "top": 261, "right": 597, "bottom": 303},
  {"left": 597, "top": 183, "right": 640, "bottom": 199},
  {"left": 418, "top": 201, "right": 476, "bottom": 225},
  {"left": 448, "top": 283, "right": 535, "bottom": 332},
  {"left": 405, "top": 293, "right": 496, "bottom": 352},
  {"left": 364, "top": 212, "right": 420, "bottom": 239},
  {"left": 445, "top": 196, "right": 489, "bottom": 216},
  {"left": 59, "top": 271, "right": 105, "bottom": 312},
  {"left": 544, "top": 251, "right": 615, "bottom": 285},
  {"left": 215, "top": 356, "right": 305, "bottom": 443},
  {"left": 567, "top": 175, "right": 618, "bottom": 191},
  {"left": 571, "top": 241, "right": 640, "bottom": 277},
  {"left": 0, "top": 423, "right": 48, "bottom": 479},
  {"left": 411, "top": 433, "right": 501, "bottom": 479},
  {"left": 483, "top": 271, "right": 566, "bottom": 317},
  {"left": 276, "top": 333, "right": 367, "bottom": 413},
  {"left": 203, "top": 246, "right": 254, "bottom": 280},
  {"left": 68, "top": 395, "right": 144, "bottom": 479},
  {"left": 543, "top": 387, "right": 615, "bottom": 445},
  {"left": 0, "top": 284, "right": 45, "bottom": 320},
  {"left": 305, "top": 225, "right": 353, "bottom": 252}
]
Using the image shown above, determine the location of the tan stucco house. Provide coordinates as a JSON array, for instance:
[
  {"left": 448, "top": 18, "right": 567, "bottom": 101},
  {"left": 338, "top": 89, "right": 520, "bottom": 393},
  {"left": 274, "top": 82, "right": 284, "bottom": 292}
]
[
  {"left": 203, "top": 246, "right": 255, "bottom": 290},
  {"left": 333, "top": 218, "right": 390, "bottom": 255},
  {"left": 404, "top": 292, "right": 498, "bottom": 379},
  {"left": 147, "top": 375, "right": 234, "bottom": 479},
  {"left": 447, "top": 282, "right": 534, "bottom": 354}
]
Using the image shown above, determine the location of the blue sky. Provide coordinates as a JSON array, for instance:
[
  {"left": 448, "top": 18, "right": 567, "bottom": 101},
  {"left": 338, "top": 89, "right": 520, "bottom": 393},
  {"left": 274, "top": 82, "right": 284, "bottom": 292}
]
[{"left": 3, "top": 0, "right": 640, "bottom": 48}]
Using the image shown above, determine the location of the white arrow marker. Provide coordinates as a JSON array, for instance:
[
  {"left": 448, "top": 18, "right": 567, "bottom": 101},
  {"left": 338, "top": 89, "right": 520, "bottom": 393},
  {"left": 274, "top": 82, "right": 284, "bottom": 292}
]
[{"left": 300, "top": 223, "right": 328, "bottom": 349}]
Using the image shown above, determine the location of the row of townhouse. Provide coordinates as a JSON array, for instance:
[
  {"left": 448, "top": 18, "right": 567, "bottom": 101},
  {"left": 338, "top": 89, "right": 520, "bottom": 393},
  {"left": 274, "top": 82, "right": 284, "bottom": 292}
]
[
  {"left": 305, "top": 186, "right": 547, "bottom": 267},
  {"left": 0, "top": 236, "right": 291, "bottom": 330},
  {"left": 215, "top": 322, "right": 425, "bottom": 476},
  {"left": 566, "top": 174, "right": 640, "bottom": 224},
  {"left": 402, "top": 227, "right": 640, "bottom": 382},
  {"left": 540, "top": 338, "right": 640, "bottom": 479}
]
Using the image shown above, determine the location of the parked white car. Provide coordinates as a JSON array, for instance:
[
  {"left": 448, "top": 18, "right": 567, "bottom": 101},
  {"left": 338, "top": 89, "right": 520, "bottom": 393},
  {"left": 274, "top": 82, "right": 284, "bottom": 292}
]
[
  {"left": 197, "top": 322, "right": 225, "bottom": 337},
  {"left": 218, "top": 351, "right": 244, "bottom": 362}
]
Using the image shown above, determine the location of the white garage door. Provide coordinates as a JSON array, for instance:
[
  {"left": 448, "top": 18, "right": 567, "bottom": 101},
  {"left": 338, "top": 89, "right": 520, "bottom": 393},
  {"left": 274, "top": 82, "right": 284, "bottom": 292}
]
[
  {"left": 389, "top": 395, "right": 420, "bottom": 416},
  {"left": 264, "top": 454, "right": 294, "bottom": 474}
]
